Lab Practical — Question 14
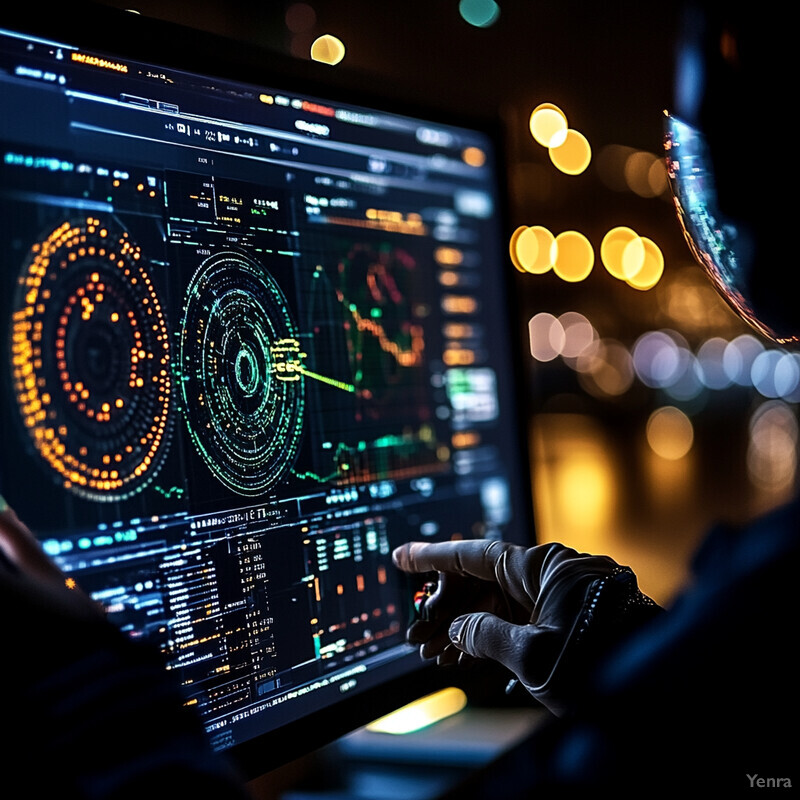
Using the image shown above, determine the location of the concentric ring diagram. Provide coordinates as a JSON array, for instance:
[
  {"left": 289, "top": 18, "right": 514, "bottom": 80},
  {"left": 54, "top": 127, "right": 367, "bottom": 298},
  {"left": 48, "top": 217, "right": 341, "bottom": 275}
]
[
  {"left": 10, "top": 216, "right": 173, "bottom": 501},
  {"left": 178, "top": 250, "right": 305, "bottom": 496}
]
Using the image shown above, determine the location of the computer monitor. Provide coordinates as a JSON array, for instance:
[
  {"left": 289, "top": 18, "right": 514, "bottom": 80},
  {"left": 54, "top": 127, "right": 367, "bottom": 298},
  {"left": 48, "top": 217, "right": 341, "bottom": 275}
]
[{"left": 0, "top": 4, "right": 534, "bottom": 778}]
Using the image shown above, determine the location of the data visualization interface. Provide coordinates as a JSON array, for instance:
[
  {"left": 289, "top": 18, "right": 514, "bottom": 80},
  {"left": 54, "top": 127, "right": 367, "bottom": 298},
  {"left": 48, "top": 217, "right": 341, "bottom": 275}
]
[{"left": 0, "top": 24, "right": 526, "bottom": 752}]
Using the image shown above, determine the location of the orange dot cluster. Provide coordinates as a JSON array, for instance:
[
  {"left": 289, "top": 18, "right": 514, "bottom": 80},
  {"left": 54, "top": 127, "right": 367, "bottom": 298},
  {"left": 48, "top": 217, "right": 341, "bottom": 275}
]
[{"left": 10, "top": 217, "right": 172, "bottom": 499}]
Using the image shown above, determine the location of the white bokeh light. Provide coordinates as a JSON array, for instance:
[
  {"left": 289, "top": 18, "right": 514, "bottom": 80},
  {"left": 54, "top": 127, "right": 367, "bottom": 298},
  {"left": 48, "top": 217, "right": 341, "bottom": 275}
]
[
  {"left": 529, "top": 312, "right": 564, "bottom": 362},
  {"left": 633, "top": 330, "right": 691, "bottom": 389},
  {"left": 752, "top": 350, "right": 794, "bottom": 398},
  {"left": 559, "top": 311, "right": 596, "bottom": 360},
  {"left": 697, "top": 337, "right": 732, "bottom": 391},
  {"left": 723, "top": 334, "right": 764, "bottom": 386},
  {"left": 747, "top": 400, "right": 799, "bottom": 492},
  {"left": 663, "top": 352, "right": 704, "bottom": 402}
]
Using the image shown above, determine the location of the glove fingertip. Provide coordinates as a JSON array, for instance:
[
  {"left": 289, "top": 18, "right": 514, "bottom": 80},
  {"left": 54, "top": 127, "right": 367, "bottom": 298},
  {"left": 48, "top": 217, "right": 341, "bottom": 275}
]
[{"left": 448, "top": 615, "right": 467, "bottom": 646}]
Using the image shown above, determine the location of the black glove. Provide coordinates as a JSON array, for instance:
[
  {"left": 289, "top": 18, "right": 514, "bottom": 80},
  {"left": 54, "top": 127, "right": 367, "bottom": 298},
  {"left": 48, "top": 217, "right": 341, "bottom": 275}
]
[{"left": 393, "top": 539, "right": 663, "bottom": 716}]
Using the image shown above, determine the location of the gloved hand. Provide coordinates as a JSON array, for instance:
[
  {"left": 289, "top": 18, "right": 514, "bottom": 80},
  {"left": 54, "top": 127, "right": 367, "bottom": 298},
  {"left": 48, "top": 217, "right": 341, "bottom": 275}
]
[{"left": 393, "top": 539, "right": 662, "bottom": 716}]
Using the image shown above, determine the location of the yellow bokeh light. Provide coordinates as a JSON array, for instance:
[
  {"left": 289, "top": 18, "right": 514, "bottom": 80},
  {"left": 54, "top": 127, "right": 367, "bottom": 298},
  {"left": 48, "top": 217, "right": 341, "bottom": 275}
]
[
  {"left": 555, "top": 450, "right": 614, "bottom": 529},
  {"left": 646, "top": 406, "right": 694, "bottom": 460},
  {"left": 627, "top": 237, "right": 664, "bottom": 290},
  {"left": 548, "top": 129, "right": 591, "bottom": 175},
  {"left": 621, "top": 235, "right": 646, "bottom": 280},
  {"left": 529, "top": 104, "right": 569, "bottom": 148},
  {"left": 435, "top": 246, "right": 464, "bottom": 266},
  {"left": 516, "top": 225, "right": 555, "bottom": 274},
  {"left": 551, "top": 230, "right": 594, "bottom": 282},
  {"left": 601, "top": 226, "right": 640, "bottom": 280},
  {"left": 310, "top": 34, "right": 345, "bottom": 65},
  {"left": 509, "top": 225, "right": 528, "bottom": 272},
  {"left": 533, "top": 414, "right": 617, "bottom": 542}
]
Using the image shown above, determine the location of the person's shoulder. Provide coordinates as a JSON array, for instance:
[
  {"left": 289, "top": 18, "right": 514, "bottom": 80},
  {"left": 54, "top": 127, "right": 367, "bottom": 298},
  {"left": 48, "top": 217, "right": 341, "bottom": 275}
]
[{"left": 691, "top": 494, "right": 800, "bottom": 580}]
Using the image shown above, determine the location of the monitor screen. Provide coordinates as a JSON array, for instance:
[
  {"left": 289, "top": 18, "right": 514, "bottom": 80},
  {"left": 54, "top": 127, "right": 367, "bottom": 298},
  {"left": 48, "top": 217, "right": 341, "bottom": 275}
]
[{"left": 0, "top": 5, "right": 533, "bottom": 777}]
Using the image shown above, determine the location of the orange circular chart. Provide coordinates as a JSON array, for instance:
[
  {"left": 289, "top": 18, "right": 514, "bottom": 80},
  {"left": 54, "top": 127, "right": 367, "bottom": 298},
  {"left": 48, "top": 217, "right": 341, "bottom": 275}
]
[{"left": 10, "top": 216, "right": 173, "bottom": 501}]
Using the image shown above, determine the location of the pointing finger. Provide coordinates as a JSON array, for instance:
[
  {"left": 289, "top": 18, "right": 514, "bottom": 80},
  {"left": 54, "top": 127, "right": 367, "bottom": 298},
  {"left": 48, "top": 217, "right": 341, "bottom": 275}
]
[{"left": 392, "top": 539, "right": 515, "bottom": 581}]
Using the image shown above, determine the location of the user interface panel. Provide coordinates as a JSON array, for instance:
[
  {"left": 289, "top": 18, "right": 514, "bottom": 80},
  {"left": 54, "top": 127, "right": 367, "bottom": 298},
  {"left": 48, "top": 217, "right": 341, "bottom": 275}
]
[{"left": 0, "top": 21, "right": 528, "bottom": 754}]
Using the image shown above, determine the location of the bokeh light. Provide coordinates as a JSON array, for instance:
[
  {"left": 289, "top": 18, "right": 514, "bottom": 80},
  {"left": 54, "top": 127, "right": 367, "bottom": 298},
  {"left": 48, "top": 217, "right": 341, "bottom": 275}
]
[
  {"left": 600, "top": 226, "right": 664, "bottom": 290},
  {"left": 529, "top": 104, "right": 569, "bottom": 148},
  {"left": 596, "top": 144, "right": 669, "bottom": 198},
  {"left": 723, "top": 334, "right": 765, "bottom": 386},
  {"left": 782, "top": 355, "right": 800, "bottom": 403},
  {"left": 662, "top": 352, "right": 704, "bottom": 403},
  {"left": 533, "top": 415, "right": 618, "bottom": 541},
  {"left": 625, "top": 236, "right": 664, "bottom": 290},
  {"left": 511, "top": 225, "right": 555, "bottom": 274},
  {"left": 646, "top": 406, "right": 694, "bottom": 460},
  {"left": 530, "top": 311, "right": 597, "bottom": 365},
  {"left": 459, "top": 0, "right": 501, "bottom": 28},
  {"left": 696, "top": 337, "right": 732, "bottom": 390},
  {"left": 624, "top": 150, "right": 668, "bottom": 198},
  {"left": 633, "top": 330, "right": 691, "bottom": 389},
  {"left": 529, "top": 306, "right": 800, "bottom": 405},
  {"left": 658, "top": 265, "right": 740, "bottom": 333},
  {"left": 575, "top": 339, "right": 635, "bottom": 398},
  {"left": 621, "top": 235, "right": 646, "bottom": 280},
  {"left": 462, "top": 146, "right": 487, "bottom": 167},
  {"left": 285, "top": 2, "right": 317, "bottom": 33},
  {"left": 310, "top": 34, "right": 345, "bottom": 65},
  {"left": 529, "top": 312, "right": 564, "bottom": 362},
  {"left": 552, "top": 230, "right": 594, "bottom": 282},
  {"left": 601, "top": 226, "right": 639, "bottom": 280},
  {"left": 511, "top": 226, "right": 602, "bottom": 284},
  {"left": 747, "top": 400, "right": 798, "bottom": 494},
  {"left": 553, "top": 445, "right": 616, "bottom": 530},
  {"left": 286, "top": 3, "right": 318, "bottom": 59},
  {"left": 752, "top": 349, "right": 800, "bottom": 399},
  {"left": 647, "top": 156, "right": 669, "bottom": 197},
  {"left": 558, "top": 311, "right": 596, "bottom": 359},
  {"left": 548, "top": 129, "right": 592, "bottom": 175},
  {"left": 509, "top": 225, "right": 528, "bottom": 273}
]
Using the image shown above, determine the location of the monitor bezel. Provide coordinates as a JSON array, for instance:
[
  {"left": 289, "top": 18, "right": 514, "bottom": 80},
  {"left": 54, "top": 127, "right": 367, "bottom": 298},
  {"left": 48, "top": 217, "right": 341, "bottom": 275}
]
[{"left": 0, "top": 1, "right": 537, "bottom": 781}]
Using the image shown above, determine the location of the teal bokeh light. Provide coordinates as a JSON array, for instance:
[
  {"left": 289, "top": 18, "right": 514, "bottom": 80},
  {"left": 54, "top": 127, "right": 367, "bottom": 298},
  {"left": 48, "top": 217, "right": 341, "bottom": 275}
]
[{"left": 459, "top": 0, "right": 500, "bottom": 28}]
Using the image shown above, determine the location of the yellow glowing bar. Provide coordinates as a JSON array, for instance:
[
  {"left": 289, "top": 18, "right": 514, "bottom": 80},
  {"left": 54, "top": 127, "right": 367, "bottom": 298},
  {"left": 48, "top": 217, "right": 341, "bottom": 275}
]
[
  {"left": 70, "top": 52, "right": 128, "bottom": 73},
  {"left": 366, "top": 687, "right": 468, "bottom": 734}
]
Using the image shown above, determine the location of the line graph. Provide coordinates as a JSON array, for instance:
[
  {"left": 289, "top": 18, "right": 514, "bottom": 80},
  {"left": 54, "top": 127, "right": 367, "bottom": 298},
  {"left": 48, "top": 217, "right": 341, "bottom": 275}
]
[{"left": 335, "top": 288, "right": 424, "bottom": 370}]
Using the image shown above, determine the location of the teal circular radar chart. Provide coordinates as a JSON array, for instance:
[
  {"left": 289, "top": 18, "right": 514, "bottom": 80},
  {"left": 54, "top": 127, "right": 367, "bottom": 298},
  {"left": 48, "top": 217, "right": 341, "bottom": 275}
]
[{"left": 178, "top": 251, "right": 306, "bottom": 496}]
